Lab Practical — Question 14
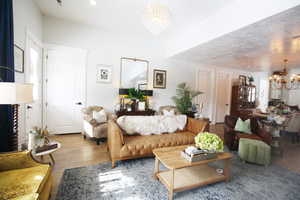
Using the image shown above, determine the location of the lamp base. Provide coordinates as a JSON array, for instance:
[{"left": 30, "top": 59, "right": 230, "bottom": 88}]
[{"left": 10, "top": 104, "right": 19, "bottom": 151}]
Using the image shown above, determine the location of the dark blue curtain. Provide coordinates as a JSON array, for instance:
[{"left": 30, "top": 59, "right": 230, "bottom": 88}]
[{"left": 0, "top": 0, "right": 15, "bottom": 152}]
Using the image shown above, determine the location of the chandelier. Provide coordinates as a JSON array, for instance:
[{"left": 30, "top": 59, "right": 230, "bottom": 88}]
[
  {"left": 142, "top": 1, "right": 171, "bottom": 35},
  {"left": 269, "top": 59, "right": 300, "bottom": 90}
]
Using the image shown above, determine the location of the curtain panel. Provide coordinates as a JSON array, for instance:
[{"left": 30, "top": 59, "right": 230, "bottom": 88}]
[{"left": 0, "top": 0, "right": 15, "bottom": 152}]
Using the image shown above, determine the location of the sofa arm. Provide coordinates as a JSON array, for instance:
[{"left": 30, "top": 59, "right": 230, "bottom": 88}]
[
  {"left": 107, "top": 120, "right": 124, "bottom": 161},
  {"left": 186, "top": 118, "right": 209, "bottom": 135},
  {"left": 0, "top": 151, "right": 42, "bottom": 172},
  {"left": 224, "top": 124, "right": 237, "bottom": 150}
]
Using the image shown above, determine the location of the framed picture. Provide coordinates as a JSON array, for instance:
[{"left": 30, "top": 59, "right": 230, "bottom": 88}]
[
  {"left": 96, "top": 65, "right": 112, "bottom": 83},
  {"left": 14, "top": 45, "right": 24, "bottom": 73},
  {"left": 239, "top": 75, "right": 247, "bottom": 86},
  {"left": 153, "top": 69, "right": 167, "bottom": 89}
]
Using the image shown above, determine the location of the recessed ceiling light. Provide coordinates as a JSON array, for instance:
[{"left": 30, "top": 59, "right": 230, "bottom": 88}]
[{"left": 90, "top": 0, "right": 97, "bottom": 6}]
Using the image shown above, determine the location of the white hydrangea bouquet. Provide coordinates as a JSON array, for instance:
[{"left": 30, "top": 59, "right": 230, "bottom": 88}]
[{"left": 194, "top": 132, "right": 224, "bottom": 152}]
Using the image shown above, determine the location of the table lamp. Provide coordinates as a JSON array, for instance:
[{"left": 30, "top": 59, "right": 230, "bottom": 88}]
[{"left": 0, "top": 82, "right": 33, "bottom": 150}]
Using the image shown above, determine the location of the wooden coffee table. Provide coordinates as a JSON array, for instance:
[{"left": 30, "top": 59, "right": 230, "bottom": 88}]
[{"left": 153, "top": 145, "right": 233, "bottom": 200}]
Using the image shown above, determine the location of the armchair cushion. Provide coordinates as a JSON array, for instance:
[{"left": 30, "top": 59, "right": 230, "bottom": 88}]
[
  {"left": 92, "top": 109, "right": 107, "bottom": 123},
  {"left": 234, "top": 118, "right": 252, "bottom": 134}
]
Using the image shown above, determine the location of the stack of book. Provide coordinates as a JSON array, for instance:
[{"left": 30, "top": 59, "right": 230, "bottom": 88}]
[
  {"left": 35, "top": 143, "right": 58, "bottom": 153},
  {"left": 181, "top": 146, "right": 217, "bottom": 162}
]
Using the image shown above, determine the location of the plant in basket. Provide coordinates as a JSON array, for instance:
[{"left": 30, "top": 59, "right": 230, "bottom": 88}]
[{"left": 194, "top": 132, "right": 224, "bottom": 152}]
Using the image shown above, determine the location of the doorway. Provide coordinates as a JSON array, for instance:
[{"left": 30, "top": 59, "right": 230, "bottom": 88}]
[
  {"left": 25, "top": 34, "right": 43, "bottom": 133},
  {"left": 44, "top": 45, "right": 87, "bottom": 134},
  {"left": 215, "top": 72, "right": 231, "bottom": 123}
]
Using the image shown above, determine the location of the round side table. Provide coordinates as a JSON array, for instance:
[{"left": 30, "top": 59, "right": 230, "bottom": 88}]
[{"left": 34, "top": 141, "right": 61, "bottom": 165}]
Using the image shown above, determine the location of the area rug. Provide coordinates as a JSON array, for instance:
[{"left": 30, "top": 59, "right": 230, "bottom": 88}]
[{"left": 56, "top": 156, "right": 300, "bottom": 200}]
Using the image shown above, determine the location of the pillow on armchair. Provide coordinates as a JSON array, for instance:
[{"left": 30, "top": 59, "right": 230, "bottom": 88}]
[
  {"left": 92, "top": 109, "right": 107, "bottom": 123},
  {"left": 234, "top": 118, "right": 252, "bottom": 134}
]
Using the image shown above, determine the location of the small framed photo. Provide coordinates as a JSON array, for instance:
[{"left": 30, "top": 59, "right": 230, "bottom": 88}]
[
  {"left": 239, "top": 75, "right": 247, "bottom": 86},
  {"left": 153, "top": 69, "right": 167, "bottom": 89},
  {"left": 14, "top": 45, "right": 24, "bottom": 73},
  {"left": 96, "top": 65, "right": 112, "bottom": 83}
]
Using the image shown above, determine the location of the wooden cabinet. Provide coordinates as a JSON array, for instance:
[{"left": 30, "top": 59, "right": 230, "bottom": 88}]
[{"left": 230, "top": 85, "right": 256, "bottom": 118}]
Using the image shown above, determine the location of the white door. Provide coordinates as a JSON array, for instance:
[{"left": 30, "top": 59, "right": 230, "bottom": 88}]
[
  {"left": 196, "top": 69, "right": 214, "bottom": 119},
  {"left": 45, "top": 46, "right": 86, "bottom": 134},
  {"left": 26, "top": 38, "right": 43, "bottom": 131},
  {"left": 215, "top": 72, "right": 231, "bottom": 123}
]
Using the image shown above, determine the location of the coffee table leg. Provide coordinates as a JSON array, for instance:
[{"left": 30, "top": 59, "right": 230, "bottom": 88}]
[
  {"left": 169, "top": 169, "right": 174, "bottom": 200},
  {"left": 224, "top": 159, "right": 231, "bottom": 182},
  {"left": 154, "top": 157, "right": 160, "bottom": 179}
]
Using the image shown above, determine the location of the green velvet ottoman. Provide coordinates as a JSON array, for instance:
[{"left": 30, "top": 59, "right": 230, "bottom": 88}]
[{"left": 238, "top": 138, "right": 271, "bottom": 166}]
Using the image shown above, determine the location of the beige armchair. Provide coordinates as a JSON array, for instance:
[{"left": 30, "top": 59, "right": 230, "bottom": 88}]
[
  {"left": 157, "top": 105, "right": 180, "bottom": 115},
  {"left": 82, "top": 106, "right": 111, "bottom": 145}
]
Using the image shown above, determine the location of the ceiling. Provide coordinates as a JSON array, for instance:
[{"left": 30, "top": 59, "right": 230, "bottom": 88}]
[
  {"left": 34, "top": 0, "right": 233, "bottom": 37},
  {"left": 174, "top": 5, "right": 300, "bottom": 72}
]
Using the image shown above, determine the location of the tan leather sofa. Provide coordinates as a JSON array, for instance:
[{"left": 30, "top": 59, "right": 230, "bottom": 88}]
[{"left": 108, "top": 117, "right": 209, "bottom": 168}]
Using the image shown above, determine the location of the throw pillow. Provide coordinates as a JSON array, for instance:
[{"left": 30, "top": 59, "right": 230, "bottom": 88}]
[
  {"left": 234, "top": 118, "right": 252, "bottom": 134},
  {"left": 92, "top": 110, "right": 107, "bottom": 123},
  {"left": 162, "top": 109, "right": 175, "bottom": 116}
]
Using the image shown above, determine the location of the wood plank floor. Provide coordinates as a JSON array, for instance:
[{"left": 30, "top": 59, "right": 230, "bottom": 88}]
[{"left": 47, "top": 124, "right": 300, "bottom": 200}]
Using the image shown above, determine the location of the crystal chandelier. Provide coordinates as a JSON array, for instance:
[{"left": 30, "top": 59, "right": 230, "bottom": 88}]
[
  {"left": 269, "top": 59, "right": 300, "bottom": 90},
  {"left": 142, "top": 1, "right": 171, "bottom": 35}
]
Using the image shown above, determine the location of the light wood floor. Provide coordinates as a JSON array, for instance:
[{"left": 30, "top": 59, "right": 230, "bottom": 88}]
[{"left": 47, "top": 124, "right": 300, "bottom": 200}]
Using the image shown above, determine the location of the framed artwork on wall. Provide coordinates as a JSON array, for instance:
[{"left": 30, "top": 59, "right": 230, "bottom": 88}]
[
  {"left": 14, "top": 44, "right": 24, "bottom": 73},
  {"left": 96, "top": 64, "right": 112, "bottom": 83},
  {"left": 153, "top": 69, "right": 167, "bottom": 89}
]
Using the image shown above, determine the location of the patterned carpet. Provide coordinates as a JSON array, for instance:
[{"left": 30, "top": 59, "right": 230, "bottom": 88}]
[{"left": 56, "top": 155, "right": 300, "bottom": 200}]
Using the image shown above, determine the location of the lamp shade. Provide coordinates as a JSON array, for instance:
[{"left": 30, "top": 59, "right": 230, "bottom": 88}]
[
  {"left": 0, "top": 83, "right": 33, "bottom": 104},
  {"left": 142, "top": 90, "right": 153, "bottom": 97},
  {"left": 119, "top": 88, "right": 129, "bottom": 95}
]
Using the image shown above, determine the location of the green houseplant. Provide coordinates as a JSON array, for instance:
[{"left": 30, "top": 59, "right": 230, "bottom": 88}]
[
  {"left": 172, "top": 83, "right": 203, "bottom": 114},
  {"left": 128, "top": 88, "right": 145, "bottom": 101}
]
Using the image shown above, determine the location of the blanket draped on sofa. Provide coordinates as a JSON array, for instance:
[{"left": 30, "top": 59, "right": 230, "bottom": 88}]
[{"left": 117, "top": 115, "right": 187, "bottom": 135}]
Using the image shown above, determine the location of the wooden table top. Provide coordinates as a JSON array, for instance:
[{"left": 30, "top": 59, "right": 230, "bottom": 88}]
[{"left": 153, "top": 145, "right": 233, "bottom": 170}]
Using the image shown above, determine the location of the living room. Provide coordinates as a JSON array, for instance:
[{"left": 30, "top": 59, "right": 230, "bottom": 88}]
[{"left": 1, "top": 0, "right": 300, "bottom": 200}]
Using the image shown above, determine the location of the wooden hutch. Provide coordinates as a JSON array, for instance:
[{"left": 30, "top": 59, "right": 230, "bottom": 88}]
[{"left": 230, "top": 85, "right": 256, "bottom": 118}]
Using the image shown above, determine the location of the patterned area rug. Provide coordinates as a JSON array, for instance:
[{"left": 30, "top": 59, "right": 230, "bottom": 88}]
[{"left": 56, "top": 155, "right": 300, "bottom": 200}]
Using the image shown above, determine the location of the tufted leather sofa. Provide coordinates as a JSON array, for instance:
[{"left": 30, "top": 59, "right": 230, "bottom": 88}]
[{"left": 108, "top": 117, "right": 209, "bottom": 168}]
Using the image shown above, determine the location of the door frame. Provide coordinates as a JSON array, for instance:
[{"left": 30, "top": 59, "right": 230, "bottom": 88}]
[
  {"left": 195, "top": 67, "right": 215, "bottom": 122},
  {"left": 213, "top": 70, "right": 232, "bottom": 124},
  {"left": 43, "top": 44, "right": 88, "bottom": 132},
  {"left": 25, "top": 29, "right": 44, "bottom": 134}
]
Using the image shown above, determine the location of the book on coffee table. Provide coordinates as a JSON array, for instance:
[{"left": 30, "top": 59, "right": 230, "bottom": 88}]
[{"left": 35, "top": 143, "right": 58, "bottom": 153}]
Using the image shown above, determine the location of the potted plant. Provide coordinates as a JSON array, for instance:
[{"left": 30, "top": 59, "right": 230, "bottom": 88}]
[
  {"left": 29, "top": 127, "right": 50, "bottom": 151},
  {"left": 248, "top": 76, "right": 254, "bottom": 86},
  {"left": 194, "top": 132, "right": 224, "bottom": 152},
  {"left": 172, "top": 83, "right": 203, "bottom": 115},
  {"left": 127, "top": 88, "right": 145, "bottom": 111}
]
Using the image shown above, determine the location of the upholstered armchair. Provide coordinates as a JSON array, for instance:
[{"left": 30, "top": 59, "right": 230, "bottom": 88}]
[
  {"left": 82, "top": 106, "right": 114, "bottom": 145},
  {"left": 224, "top": 115, "right": 272, "bottom": 151},
  {"left": 157, "top": 105, "right": 180, "bottom": 115}
]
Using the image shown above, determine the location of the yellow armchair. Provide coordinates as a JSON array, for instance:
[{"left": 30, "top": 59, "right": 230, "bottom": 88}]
[{"left": 0, "top": 151, "right": 52, "bottom": 200}]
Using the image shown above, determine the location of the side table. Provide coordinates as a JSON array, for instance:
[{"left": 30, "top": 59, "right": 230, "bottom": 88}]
[{"left": 33, "top": 141, "right": 61, "bottom": 165}]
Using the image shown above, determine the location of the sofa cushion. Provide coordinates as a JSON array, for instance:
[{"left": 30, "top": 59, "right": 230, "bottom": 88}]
[
  {"left": 0, "top": 165, "right": 51, "bottom": 200},
  {"left": 120, "top": 131, "right": 195, "bottom": 157}
]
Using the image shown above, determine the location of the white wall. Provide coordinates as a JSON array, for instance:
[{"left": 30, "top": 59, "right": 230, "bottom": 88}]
[
  {"left": 14, "top": 0, "right": 43, "bottom": 149},
  {"left": 43, "top": 16, "right": 197, "bottom": 112}
]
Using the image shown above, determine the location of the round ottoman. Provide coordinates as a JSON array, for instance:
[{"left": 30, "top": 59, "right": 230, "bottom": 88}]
[{"left": 238, "top": 138, "right": 271, "bottom": 166}]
